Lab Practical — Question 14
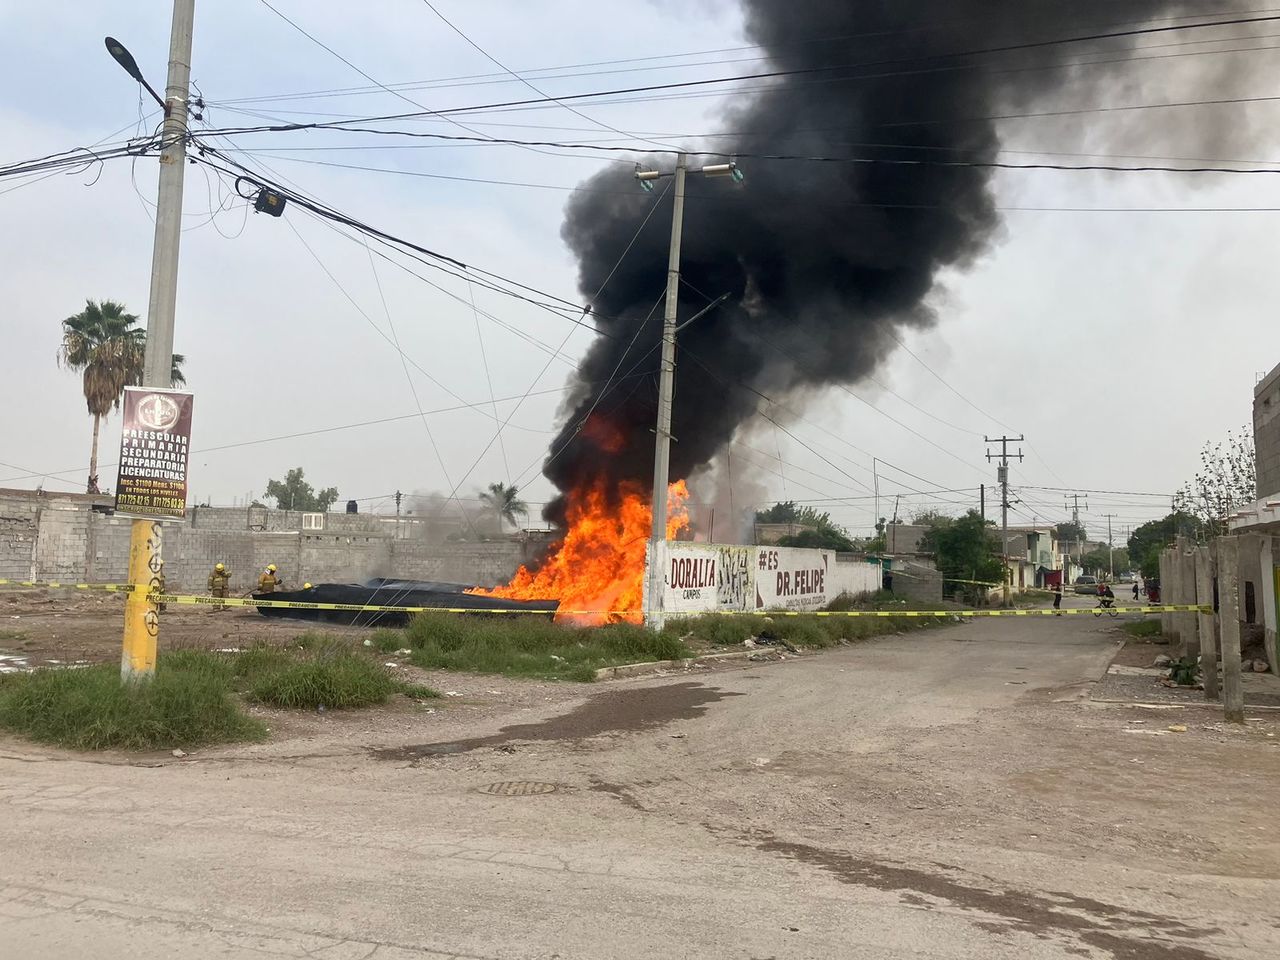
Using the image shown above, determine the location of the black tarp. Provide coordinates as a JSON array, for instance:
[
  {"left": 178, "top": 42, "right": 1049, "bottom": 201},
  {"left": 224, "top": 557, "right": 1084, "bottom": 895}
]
[{"left": 253, "top": 579, "right": 556, "bottom": 627}]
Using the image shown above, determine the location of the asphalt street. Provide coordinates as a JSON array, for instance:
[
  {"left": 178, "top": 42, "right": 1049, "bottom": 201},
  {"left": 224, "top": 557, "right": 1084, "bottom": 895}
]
[{"left": 2, "top": 612, "right": 1277, "bottom": 959}]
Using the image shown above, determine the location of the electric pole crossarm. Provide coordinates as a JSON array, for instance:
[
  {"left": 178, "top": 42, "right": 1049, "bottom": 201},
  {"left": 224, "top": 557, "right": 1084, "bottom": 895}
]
[{"left": 984, "top": 435, "right": 1024, "bottom": 608}]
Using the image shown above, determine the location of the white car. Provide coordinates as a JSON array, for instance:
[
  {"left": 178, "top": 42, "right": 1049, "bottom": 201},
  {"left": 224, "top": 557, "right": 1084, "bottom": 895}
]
[{"left": 1073, "top": 575, "right": 1100, "bottom": 595}]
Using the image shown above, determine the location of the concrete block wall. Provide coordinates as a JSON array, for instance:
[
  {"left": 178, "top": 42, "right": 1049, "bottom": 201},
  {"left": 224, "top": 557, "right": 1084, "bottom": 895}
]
[
  {"left": 391, "top": 540, "right": 533, "bottom": 587},
  {"left": 0, "top": 490, "right": 529, "bottom": 593},
  {"left": 0, "top": 495, "right": 40, "bottom": 579},
  {"left": 1254, "top": 364, "right": 1280, "bottom": 499}
]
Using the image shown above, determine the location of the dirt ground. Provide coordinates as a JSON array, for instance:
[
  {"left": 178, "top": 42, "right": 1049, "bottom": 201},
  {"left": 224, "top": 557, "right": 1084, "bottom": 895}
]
[
  {"left": 0, "top": 588, "right": 374, "bottom": 668},
  {"left": 2, "top": 612, "right": 1278, "bottom": 958}
]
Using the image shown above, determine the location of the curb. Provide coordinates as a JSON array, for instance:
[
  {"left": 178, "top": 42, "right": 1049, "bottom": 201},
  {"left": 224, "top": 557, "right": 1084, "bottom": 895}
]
[{"left": 594, "top": 650, "right": 760, "bottom": 681}]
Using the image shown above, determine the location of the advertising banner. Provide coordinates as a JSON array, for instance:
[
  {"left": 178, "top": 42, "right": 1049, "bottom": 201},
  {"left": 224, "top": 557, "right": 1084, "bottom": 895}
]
[
  {"left": 754, "top": 546, "right": 833, "bottom": 611},
  {"left": 112, "top": 386, "right": 194, "bottom": 521}
]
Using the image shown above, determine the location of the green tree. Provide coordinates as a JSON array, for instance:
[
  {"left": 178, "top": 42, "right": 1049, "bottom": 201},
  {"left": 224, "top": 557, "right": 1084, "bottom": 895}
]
[
  {"left": 1080, "top": 547, "right": 1129, "bottom": 576},
  {"left": 933, "top": 510, "right": 1005, "bottom": 598},
  {"left": 265, "top": 468, "right": 338, "bottom": 512},
  {"left": 1127, "top": 512, "right": 1204, "bottom": 579},
  {"left": 1053, "top": 521, "right": 1087, "bottom": 552},
  {"left": 1174, "top": 427, "right": 1255, "bottom": 538},
  {"left": 478, "top": 482, "right": 528, "bottom": 534},
  {"left": 754, "top": 501, "right": 837, "bottom": 529},
  {"left": 777, "top": 527, "right": 857, "bottom": 552},
  {"left": 58, "top": 299, "right": 186, "bottom": 493}
]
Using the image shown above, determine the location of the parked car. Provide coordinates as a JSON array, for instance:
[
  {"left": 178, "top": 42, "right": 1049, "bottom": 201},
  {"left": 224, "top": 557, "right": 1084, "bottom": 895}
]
[
  {"left": 1117, "top": 571, "right": 1137, "bottom": 583},
  {"left": 1073, "top": 575, "right": 1099, "bottom": 595}
]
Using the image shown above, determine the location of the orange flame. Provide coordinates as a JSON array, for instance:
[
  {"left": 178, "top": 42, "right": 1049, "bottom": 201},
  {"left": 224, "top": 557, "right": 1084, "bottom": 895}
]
[{"left": 470, "top": 478, "right": 690, "bottom": 624}]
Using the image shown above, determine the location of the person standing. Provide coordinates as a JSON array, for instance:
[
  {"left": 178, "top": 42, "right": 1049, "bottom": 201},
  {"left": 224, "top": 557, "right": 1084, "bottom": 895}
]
[
  {"left": 1052, "top": 581, "right": 1063, "bottom": 615},
  {"left": 258, "top": 564, "right": 281, "bottom": 594},
  {"left": 208, "top": 562, "right": 230, "bottom": 611},
  {"left": 1132, "top": 580, "right": 1140, "bottom": 602}
]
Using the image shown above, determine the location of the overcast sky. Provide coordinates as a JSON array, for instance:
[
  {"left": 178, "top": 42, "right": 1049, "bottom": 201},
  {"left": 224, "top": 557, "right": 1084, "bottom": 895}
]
[{"left": 2, "top": 0, "right": 1277, "bottom": 542}]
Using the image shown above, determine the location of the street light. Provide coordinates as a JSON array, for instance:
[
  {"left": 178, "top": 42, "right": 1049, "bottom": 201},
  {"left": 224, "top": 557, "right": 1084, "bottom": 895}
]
[
  {"left": 637, "top": 154, "right": 744, "bottom": 630},
  {"left": 104, "top": 37, "right": 167, "bottom": 112}
]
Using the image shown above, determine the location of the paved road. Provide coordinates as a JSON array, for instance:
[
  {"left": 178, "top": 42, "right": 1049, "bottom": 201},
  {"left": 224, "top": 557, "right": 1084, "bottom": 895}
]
[{"left": 2, "top": 615, "right": 1278, "bottom": 959}]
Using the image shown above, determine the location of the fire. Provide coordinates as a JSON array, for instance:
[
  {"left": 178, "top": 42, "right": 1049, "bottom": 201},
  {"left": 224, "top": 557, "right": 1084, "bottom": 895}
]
[{"left": 471, "top": 479, "right": 690, "bottom": 624}]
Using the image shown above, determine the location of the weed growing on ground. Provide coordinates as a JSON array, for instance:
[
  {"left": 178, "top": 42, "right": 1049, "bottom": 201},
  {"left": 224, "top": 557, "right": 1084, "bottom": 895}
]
[
  {"left": 1122, "top": 620, "right": 1165, "bottom": 640},
  {"left": 371, "top": 629, "right": 405, "bottom": 653},
  {"left": 0, "top": 662, "right": 265, "bottom": 751},
  {"left": 0, "top": 638, "right": 437, "bottom": 750},
  {"left": 399, "top": 612, "right": 689, "bottom": 681},
  {"left": 246, "top": 650, "right": 406, "bottom": 709}
]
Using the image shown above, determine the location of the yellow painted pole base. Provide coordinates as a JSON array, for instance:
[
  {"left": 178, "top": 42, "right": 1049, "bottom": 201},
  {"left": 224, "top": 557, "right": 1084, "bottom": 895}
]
[{"left": 121, "top": 519, "right": 162, "bottom": 681}]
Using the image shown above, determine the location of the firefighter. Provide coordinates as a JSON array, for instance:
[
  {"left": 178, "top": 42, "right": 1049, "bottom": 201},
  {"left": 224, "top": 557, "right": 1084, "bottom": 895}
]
[
  {"left": 208, "top": 562, "right": 230, "bottom": 598},
  {"left": 258, "top": 564, "right": 281, "bottom": 594}
]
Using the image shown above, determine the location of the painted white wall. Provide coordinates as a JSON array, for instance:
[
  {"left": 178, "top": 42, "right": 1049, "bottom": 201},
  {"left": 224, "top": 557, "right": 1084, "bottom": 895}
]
[{"left": 651, "top": 542, "right": 879, "bottom": 617}]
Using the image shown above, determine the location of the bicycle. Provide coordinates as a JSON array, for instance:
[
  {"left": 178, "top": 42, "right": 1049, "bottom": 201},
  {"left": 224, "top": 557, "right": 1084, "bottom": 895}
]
[{"left": 1093, "top": 599, "right": 1118, "bottom": 618}]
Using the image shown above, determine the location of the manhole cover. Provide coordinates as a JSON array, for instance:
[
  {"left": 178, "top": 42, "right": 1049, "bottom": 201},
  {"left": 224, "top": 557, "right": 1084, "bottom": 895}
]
[{"left": 476, "top": 781, "right": 560, "bottom": 797}]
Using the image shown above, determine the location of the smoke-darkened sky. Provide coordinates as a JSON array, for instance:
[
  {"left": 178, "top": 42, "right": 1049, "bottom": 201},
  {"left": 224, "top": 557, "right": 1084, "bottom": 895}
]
[
  {"left": 543, "top": 0, "right": 1265, "bottom": 525},
  {"left": 2, "top": 0, "right": 1278, "bottom": 536}
]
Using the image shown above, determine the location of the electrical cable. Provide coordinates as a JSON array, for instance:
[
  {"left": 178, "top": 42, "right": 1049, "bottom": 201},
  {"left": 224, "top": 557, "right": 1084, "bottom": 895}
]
[{"left": 194, "top": 12, "right": 1280, "bottom": 144}]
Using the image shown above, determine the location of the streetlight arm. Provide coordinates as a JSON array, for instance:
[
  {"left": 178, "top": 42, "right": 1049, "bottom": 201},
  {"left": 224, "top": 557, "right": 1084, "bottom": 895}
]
[
  {"left": 105, "top": 37, "right": 167, "bottom": 112},
  {"left": 674, "top": 293, "right": 730, "bottom": 333}
]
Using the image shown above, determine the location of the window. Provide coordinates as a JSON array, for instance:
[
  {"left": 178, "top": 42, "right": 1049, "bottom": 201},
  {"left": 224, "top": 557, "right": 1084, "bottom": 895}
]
[{"left": 302, "top": 512, "right": 325, "bottom": 531}]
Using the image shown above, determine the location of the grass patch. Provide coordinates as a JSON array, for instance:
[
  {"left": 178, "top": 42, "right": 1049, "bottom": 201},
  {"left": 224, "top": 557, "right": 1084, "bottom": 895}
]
[
  {"left": 371, "top": 629, "right": 406, "bottom": 653},
  {"left": 665, "top": 594, "right": 953, "bottom": 651},
  {"left": 0, "top": 637, "right": 438, "bottom": 751},
  {"left": 1122, "top": 620, "right": 1165, "bottom": 640},
  {"left": 0, "top": 662, "right": 265, "bottom": 751},
  {"left": 399, "top": 612, "right": 690, "bottom": 682},
  {"left": 0, "top": 629, "right": 28, "bottom": 643}
]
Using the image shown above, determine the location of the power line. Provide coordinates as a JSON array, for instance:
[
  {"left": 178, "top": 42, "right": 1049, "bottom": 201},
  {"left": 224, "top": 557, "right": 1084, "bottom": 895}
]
[
  {"left": 222, "top": 150, "right": 1280, "bottom": 212},
  {"left": 213, "top": 7, "right": 1280, "bottom": 107},
  {"left": 196, "top": 124, "right": 1280, "bottom": 174},
  {"left": 195, "top": 12, "right": 1280, "bottom": 146}
]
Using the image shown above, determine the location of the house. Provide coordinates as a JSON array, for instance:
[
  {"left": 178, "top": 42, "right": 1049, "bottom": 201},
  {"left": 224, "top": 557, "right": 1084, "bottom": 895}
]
[{"left": 1226, "top": 361, "right": 1280, "bottom": 671}]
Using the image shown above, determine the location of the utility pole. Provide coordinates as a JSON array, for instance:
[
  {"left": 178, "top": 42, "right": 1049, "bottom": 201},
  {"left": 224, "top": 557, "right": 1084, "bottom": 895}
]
[
  {"left": 873, "top": 458, "right": 880, "bottom": 536},
  {"left": 1103, "top": 513, "right": 1117, "bottom": 580},
  {"left": 1065, "top": 493, "right": 1088, "bottom": 560},
  {"left": 985, "top": 435, "right": 1024, "bottom": 607},
  {"left": 979, "top": 483, "right": 985, "bottom": 524},
  {"left": 395, "top": 490, "right": 403, "bottom": 516},
  {"left": 636, "top": 155, "right": 743, "bottom": 630},
  {"left": 118, "top": 0, "right": 195, "bottom": 682},
  {"left": 645, "top": 153, "right": 686, "bottom": 632}
]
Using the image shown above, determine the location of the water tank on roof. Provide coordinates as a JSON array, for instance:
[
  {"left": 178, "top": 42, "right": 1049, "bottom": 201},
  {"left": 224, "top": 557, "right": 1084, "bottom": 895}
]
[{"left": 346, "top": 499, "right": 358, "bottom": 514}]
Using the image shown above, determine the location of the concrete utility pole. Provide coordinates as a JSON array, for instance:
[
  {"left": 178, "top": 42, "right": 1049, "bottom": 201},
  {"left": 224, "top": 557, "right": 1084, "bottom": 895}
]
[
  {"left": 645, "top": 153, "right": 686, "bottom": 632},
  {"left": 986, "top": 436, "right": 1024, "bottom": 607},
  {"left": 1196, "top": 543, "right": 1219, "bottom": 701},
  {"left": 1103, "top": 513, "right": 1117, "bottom": 580},
  {"left": 1217, "top": 536, "right": 1245, "bottom": 723},
  {"left": 637, "top": 155, "right": 742, "bottom": 630},
  {"left": 120, "top": 0, "right": 195, "bottom": 682}
]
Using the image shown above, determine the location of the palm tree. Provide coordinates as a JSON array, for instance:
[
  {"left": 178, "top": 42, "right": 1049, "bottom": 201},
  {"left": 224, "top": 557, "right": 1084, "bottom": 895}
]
[
  {"left": 58, "top": 300, "right": 186, "bottom": 493},
  {"left": 478, "top": 482, "right": 528, "bottom": 535}
]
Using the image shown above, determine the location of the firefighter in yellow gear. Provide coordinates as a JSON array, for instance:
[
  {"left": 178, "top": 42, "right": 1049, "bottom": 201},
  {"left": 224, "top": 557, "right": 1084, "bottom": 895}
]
[
  {"left": 258, "top": 564, "right": 281, "bottom": 594},
  {"left": 208, "top": 562, "right": 230, "bottom": 598}
]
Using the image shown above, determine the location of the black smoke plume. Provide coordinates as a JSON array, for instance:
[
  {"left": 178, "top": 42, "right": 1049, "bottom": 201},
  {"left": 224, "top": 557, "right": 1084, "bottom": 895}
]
[{"left": 542, "top": 0, "right": 1253, "bottom": 523}]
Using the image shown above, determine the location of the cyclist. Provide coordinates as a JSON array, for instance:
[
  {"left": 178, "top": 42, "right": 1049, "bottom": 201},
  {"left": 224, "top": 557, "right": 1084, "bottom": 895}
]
[{"left": 1098, "top": 582, "right": 1116, "bottom": 609}]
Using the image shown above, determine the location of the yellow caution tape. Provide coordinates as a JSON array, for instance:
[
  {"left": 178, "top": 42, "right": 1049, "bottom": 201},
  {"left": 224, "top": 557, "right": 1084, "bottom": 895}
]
[
  {"left": 0, "top": 578, "right": 137, "bottom": 592},
  {"left": 149, "top": 594, "right": 1209, "bottom": 618},
  {"left": 0, "top": 579, "right": 1211, "bottom": 618}
]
